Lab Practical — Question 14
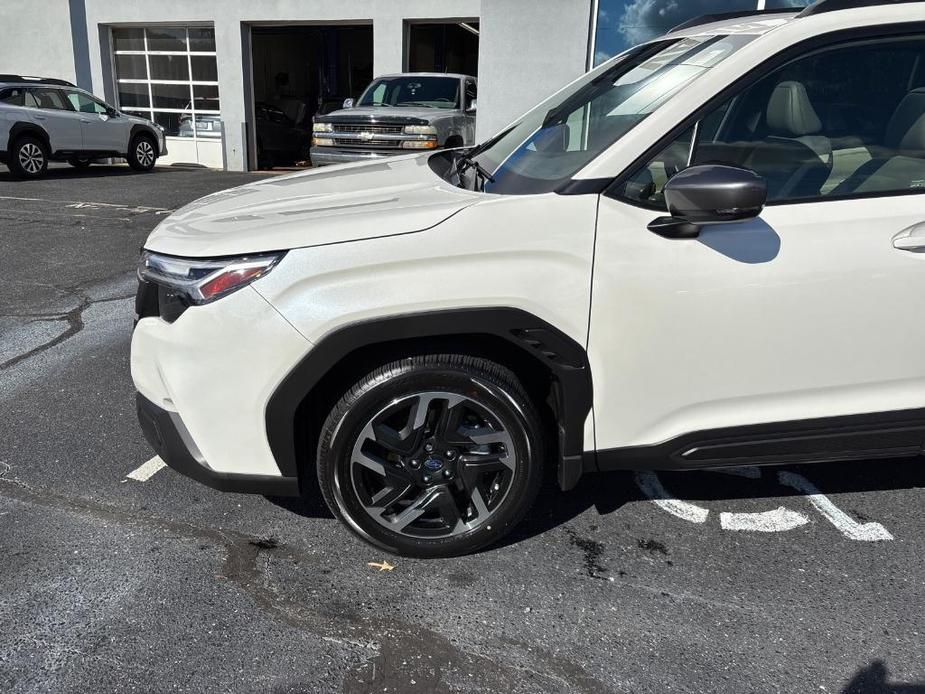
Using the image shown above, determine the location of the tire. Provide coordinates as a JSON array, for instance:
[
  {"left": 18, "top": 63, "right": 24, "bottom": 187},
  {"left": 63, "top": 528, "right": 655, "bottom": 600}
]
[
  {"left": 8, "top": 135, "right": 49, "bottom": 179},
  {"left": 127, "top": 134, "right": 157, "bottom": 172},
  {"left": 317, "top": 354, "right": 544, "bottom": 558},
  {"left": 444, "top": 135, "right": 464, "bottom": 149},
  {"left": 68, "top": 157, "right": 92, "bottom": 169}
]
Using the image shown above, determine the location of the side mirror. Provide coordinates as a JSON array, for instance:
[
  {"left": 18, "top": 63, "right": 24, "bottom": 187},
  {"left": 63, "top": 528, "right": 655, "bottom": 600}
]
[
  {"left": 466, "top": 99, "right": 477, "bottom": 113},
  {"left": 107, "top": 108, "right": 120, "bottom": 118},
  {"left": 342, "top": 98, "right": 354, "bottom": 109},
  {"left": 648, "top": 165, "right": 767, "bottom": 239}
]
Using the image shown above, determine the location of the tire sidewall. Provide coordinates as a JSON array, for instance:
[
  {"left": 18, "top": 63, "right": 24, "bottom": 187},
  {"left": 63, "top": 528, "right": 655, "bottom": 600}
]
[
  {"left": 318, "top": 360, "right": 543, "bottom": 558},
  {"left": 128, "top": 134, "right": 156, "bottom": 172},
  {"left": 10, "top": 136, "right": 48, "bottom": 179}
]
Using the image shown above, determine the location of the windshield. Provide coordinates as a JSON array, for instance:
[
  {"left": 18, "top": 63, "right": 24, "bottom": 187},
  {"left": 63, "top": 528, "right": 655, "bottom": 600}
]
[
  {"left": 472, "top": 34, "right": 755, "bottom": 195},
  {"left": 358, "top": 76, "right": 461, "bottom": 109}
]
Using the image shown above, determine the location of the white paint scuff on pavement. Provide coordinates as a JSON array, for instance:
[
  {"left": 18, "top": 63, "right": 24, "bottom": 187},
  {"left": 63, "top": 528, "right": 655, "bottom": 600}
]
[
  {"left": 720, "top": 506, "right": 810, "bottom": 532},
  {"left": 126, "top": 456, "right": 167, "bottom": 482},
  {"left": 635, "top": 471, "right": 709, "bottom": 523},
  {"left": 778, "top": 470, "right": 894, "bottom": 542}
]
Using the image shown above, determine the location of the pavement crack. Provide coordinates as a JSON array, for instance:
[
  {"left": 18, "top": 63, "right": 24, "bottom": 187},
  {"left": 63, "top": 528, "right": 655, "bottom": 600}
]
[{"left": 0, "top": 290, "right": 134, "bottom": 371}]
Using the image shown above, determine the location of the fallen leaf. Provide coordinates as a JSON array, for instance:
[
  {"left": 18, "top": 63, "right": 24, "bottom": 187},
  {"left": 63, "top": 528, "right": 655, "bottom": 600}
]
[{"left": 367, "top": 560, "right": 395, "bottom": 572}]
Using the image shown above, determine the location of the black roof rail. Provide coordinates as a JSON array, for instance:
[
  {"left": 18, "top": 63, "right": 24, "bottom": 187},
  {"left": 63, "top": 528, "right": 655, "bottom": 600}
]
[
  {"left": 797, "top": 0, "right": 921, "bottom": 17},
  {"left": 0, "top": 74, "right": 76, "bottom": 87}
]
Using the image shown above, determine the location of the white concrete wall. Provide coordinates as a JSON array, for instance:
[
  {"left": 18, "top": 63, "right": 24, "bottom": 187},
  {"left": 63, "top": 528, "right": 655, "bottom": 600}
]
[
  {"left": 82, "top": 0, "right": 479, "bottom": 171},
  {"left": 477, "top": 0, "right": 593, "bottom": 139},
  {"left": 0, "top": 0, "right": 78, "bottom": 83}
]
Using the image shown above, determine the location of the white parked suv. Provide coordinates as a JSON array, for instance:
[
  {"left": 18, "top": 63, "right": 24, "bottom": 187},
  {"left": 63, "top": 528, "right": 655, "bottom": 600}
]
[
  {"left": 0, "top": 75, "right": 166, "bottom": 178},
  {"left": 132, "top": 0, "right": 925, "bottom": 557}
]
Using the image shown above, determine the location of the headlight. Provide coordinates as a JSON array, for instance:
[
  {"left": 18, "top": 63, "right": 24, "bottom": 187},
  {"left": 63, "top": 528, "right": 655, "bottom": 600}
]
[
  {"left": 312, "top": 137, "right": 335, "bottom": 147},
  {"left": 401, "top": 140, "right": 438, "bottom": 149},
  {"left": 313, "top": 122, "right": 333, "bottom": 133},
  {"left": 403, "top": 125, "right": 437, "bottom": 135},
  {"left": 138, "top": 250, "right": 285, "bottom": 306}
]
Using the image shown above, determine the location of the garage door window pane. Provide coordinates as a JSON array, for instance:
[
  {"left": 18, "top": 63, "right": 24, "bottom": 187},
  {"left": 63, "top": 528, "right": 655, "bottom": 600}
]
[
  {"left": 154, "top": 111, "right": 183, "bottom": 136},
  {"left": 115, "top": 54, "right": 147, "bottom": 80},
  {"left": 118, "top": 83, "right": 150, "bottom": 108},
  {"left": 190, "top": 55, "right": 218, "bottom": 82},
  {"left": 188, "top": 27, "right": 216, "bottom": 52},
  {"left": 193, "top": 84, "right": 220, "bottom": 111},
  {"left": 149, "top": 55, "right": 190, "bottom": 81},
  {"left": 112, "top": 27, "right": 145, "bottom": 52},
  {"left": 152, "top": 83, "right": 191, "bottom": 109},
  {"left": 146, "top": 27, "right": 187, "bottom": 52}
]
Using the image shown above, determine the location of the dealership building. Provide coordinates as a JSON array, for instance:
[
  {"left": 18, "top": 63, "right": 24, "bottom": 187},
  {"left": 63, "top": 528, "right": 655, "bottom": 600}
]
[{"left": 0, "top": 0, "right": 810, "bottom": 171}]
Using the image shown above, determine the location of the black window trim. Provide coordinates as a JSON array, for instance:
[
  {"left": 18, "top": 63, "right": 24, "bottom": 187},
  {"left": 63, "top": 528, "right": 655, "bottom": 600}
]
[{"left": 604, "top": 21, "right": 925, "bottom": 210}]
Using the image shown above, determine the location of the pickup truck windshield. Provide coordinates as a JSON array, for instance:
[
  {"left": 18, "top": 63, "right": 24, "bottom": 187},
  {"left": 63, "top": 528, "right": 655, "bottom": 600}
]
[
  {"left": 472, "top": 34, "right": 755, "bottom": 195},
  {"left": 358, "top": 76, "right": 461, "bottom": 109}
]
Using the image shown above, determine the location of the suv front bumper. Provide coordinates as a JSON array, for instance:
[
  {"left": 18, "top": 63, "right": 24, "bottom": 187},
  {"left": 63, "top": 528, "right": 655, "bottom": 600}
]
[{"left": 137, "top": 393, "right": 299, "bottom": 496}]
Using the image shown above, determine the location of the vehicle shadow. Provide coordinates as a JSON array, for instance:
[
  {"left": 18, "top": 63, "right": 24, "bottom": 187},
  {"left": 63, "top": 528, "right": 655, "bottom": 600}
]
[
  {"left": 496, "top": 454, "right": 924, "bottom": 550},
  {"left": 841, "top": 660, "right": 925, "bottom": 693},
  {"left": 264, "top": 455, "right": 924, "bottom": 543}
]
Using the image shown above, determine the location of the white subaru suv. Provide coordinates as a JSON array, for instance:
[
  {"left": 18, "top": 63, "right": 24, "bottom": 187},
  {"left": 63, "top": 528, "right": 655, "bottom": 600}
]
[
  {"left": 132, "top": 0, "right": 925, "bottom": 557},
  {"left": 0, "top": 76, "right": 166, "bottom": 178}
]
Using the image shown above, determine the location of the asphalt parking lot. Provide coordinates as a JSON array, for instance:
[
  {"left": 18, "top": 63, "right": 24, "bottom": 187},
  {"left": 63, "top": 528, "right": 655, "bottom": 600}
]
[{"left": 0, "top": 163, "right": 922, "bottom": 694}]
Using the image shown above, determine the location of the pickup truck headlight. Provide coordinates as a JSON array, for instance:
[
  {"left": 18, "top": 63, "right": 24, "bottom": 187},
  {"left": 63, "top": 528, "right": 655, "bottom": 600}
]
[
  {"left": 401, "top": 140, "right": 439, "bottom": 149},
  {"left": 313, "top": 122, "right": 334, "bottom": 133},
  {"left": 312, "top": 137, "right": 335, "bottom": 147},
  {"left": 403, "top": 125, "right": 437, "bottom": 135},
  {"left": 138, "top": 250, "right": 286, "bottom": 306}
]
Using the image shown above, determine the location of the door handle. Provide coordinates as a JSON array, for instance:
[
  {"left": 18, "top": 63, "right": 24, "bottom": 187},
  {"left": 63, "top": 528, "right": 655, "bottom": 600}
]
[
  {"left": 33, "top": 115, "right": 46, "bottom": 120},
  {"left": 892, "top": 222, "right": 925, "bottom": 251}
]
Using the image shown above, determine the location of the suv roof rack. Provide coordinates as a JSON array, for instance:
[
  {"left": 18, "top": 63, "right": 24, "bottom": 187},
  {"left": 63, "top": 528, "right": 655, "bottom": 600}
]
[
  {"left": 669, "top": 8, "right": 798, "bottom": 34},
  {"left": 797, "top": 0, "right": 921, "bottom": 17},
  {"left": 0, "top": 74, "right": 76, "bottom": 87}
]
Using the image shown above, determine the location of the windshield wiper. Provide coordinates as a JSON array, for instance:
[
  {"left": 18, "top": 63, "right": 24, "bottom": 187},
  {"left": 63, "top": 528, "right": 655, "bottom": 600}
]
[{"left": 451, "top": 125, "right": 519, "bottom": 191}]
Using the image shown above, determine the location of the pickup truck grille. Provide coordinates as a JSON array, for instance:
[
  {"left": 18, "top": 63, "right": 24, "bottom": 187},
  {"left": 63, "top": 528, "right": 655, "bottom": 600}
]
[
  {"left": 332, "top": 123, "right": 405, "bottom": 135},
  {"left": 333, "top": 138, "right": 402, "bottom": 149}
]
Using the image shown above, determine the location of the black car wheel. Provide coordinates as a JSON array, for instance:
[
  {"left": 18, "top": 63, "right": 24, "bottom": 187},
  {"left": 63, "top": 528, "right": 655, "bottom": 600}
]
[
  {"left": 127, "top": 134, "right": 157, "bottom": 172},
  {"left": 68, "top": 157, "right": 92, "bottom": 169},
  {"left": 317, "top": 355, "right": 544, "bottom": 558},
  {"left": 8, "top": 135, "right": 49, "bottom": 179}
]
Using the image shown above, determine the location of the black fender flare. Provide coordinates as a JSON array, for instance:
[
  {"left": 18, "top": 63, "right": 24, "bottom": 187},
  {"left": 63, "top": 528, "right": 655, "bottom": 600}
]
[
  {"left": 129, "top": 124, "right": 159, "bottom": 151},
  {"left": 9, "top": 121, "right": 50, "bottom": 150},
  {"left": 265, "top": 307, "right": 594, "bottom": 490}
]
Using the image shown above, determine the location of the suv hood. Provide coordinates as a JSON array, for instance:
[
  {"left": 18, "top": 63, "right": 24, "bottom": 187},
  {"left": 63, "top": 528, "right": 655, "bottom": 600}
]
[{"left": 144, "top": 154, "right": 477, "bottom": 257}]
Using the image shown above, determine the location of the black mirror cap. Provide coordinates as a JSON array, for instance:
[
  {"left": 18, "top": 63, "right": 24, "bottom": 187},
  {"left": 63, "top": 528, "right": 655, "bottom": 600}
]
[{"left": 664, "top": 164, "right": 767, "bottom": 224}]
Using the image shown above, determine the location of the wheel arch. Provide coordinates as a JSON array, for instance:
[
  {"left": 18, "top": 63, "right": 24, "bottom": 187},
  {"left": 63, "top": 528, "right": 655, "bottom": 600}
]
[
  {"left": 265, "top": 308, "right": 594, "bottom": 493},
  {"left": 9, "top": 122, "right": 50, "bottom": 149},
  {"left": 130, "top": 124, "right": 158, "bottom": 150}
]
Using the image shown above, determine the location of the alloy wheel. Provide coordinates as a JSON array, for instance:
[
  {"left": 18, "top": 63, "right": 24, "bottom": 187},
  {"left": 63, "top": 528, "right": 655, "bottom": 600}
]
[
  {"left": 136, "top": 140, "right": 155, "bottom": 168},
  {"left": 346, "top": 391, "right": 517, "bottom": 538},
  {"left": 18, "top": 143, "right": 44, "bottom": 174}
]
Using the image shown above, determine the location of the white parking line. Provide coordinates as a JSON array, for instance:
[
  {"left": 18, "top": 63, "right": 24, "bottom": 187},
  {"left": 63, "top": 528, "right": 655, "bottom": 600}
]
[
  {"left": 635, "top": 471, "right": 709, "bottom": 523},
  {"left": 126, "top": 456, "right": 167, "bottom": 482},
  {"left": 720, "top": 507, "right": 810, "bottom": 532},
  {"left": 778, "top": 471, "right": 894, "bottom": 542}
]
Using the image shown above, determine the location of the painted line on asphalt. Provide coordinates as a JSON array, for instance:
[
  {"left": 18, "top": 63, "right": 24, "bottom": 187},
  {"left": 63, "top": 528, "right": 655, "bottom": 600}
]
[
  {"left": 125, "top": 456, "right": 167, "bottom": 482},
  {"left": 635, "top": 471, "right": 709, "bottom": 523},
  {"left": 0, "top": 195, "right": 173, "bottom": 215},
  {"left": 720, "top": 506, "right": 810, "bottom": 532},
  {"left": 636, "top": 468, "right": 893, "bottom": 541},
  {"left": 778, "top": 470, "right": 893, "bottom": 542}
]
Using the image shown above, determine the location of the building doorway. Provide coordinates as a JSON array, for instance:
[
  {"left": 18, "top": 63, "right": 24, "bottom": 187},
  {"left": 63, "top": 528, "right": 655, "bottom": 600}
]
[{"left": 248, "top": 24, "right": 373, "bottom": 169}]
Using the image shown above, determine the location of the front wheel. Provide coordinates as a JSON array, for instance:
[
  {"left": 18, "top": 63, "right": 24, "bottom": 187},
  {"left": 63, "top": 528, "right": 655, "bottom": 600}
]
[
  {"left": 317, "top": 355, "right": 544, "bottom": 558},
  {"left": 127, "top": 135, "right": 157, "bottom": 172},
  {"left": 8, "top": 135, "right": 48, "bottom": 179}
]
